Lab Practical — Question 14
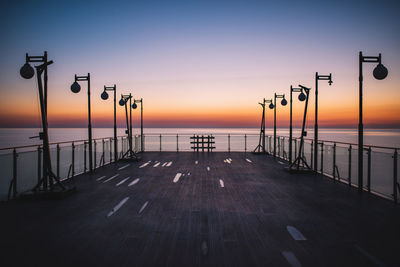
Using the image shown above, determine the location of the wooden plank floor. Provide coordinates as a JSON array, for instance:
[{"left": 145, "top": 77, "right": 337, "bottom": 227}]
[{"left": 1, "top": 152, "right": 399, "bottom": 267}]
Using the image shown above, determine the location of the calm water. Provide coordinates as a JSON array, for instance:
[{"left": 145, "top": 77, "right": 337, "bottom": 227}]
[{"left": 0, "top": 127, "right": 399, "bottom": 149}]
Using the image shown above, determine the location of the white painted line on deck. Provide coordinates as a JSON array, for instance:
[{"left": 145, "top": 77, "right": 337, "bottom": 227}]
[
  {"left": 246, "top": 158, "right": 252, "bottom": 163},
  {"left": 195, "top": 160, "right": 198, "bottom": 165},
  {"left": 139, "top": 161, "right": 151, "bottom": 168},
  {"left": 278, "top": 161, "right": 285, "bottom": 165},
  {"left": 355, "top": 245, "right": 386, "bottom": 267},
  {"left": 103, "top": 174, "right": 119, "bottom": 183},
  {"left": 187, "top": 172, "right": 191, "bottom": 176},
  {"left": 128, "top": 178, "right": 140, "bottom": 186},
  {"left": 153, "top": 162, "right": 160, "bottom": 167},
  {"left": 162, "top": 162, "right": 167, "bottom": 167},
  {"left": 96, "top": 175, "right": 106, "bottom": 181},
  {"left": 207, "top": 166, "right": 210, "bottom": 171},
  {"left": 116, "top": 177, "right": 130, "bottom": 186},
  {"left": 139, "top": 201, "right": 148, "bottom": 214},
  {"left": 286, "top": 226, "right": 306, "bottom": 241},
  {"left": 166, "top": 161, "right": 173, "bottom": 167},
  {"left": 107, "top": 197, "right": 129, "bottom": 217},
  {"left": 173, "top": 173, "right": 182, "bottom": 183},
  {"left": 118, "top": 164, "right": 130, "bottom": 170},
  {"left": 228, "top": 158, "right": 232, "bottom": 161},
  {"left": 282, "top": 251, "right": 302, "bottom": 267},
  {"left": 219, "top": 179, "right": 224, "bottom": 188}
]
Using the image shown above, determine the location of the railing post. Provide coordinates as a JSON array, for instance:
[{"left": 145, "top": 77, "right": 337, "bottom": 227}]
[
  {"left": 393, "top": 149, "right": 398, "bottom": 203},
  {"left": 311, "top": 140, "right": 314, "bottom": 169},
  {"left": 320, "top": 142, "right": 324, "bottom": 174},
  {"left": 333, "top": 143, "right": 336, "bottom": 180},
  {"left": 367, "top": 147, "right": 371, "bottom": 193},
  {"left": 294, "top": 139, "right": 297, "bottom": 161},
  {"left": 109, "top": 138, "right": 112, "bottom": 163},
  {"left": 348, "top": 145, "right": 352, "bottom": 186},
  {"left": 57, "top": 144, "right": 60, "bottom": 178},
  {"left": 245, "top": 134, "right": 247, "bottom": 153},
  {"left": 72, "top": 142, "right": 75, "bottom": 177},
  {"left": 37, "top": 146, "right": 41, "bottom": 185},
  {"left": 93, "top": 140, "right": 96, "bottom": 169},
  {"left": 142, "top": 134, "right": 145, "bottom": 152},
  {"left": 12, "top": 148, "right": 17, "bottom": 198},
  {"left": 102, "top": 139, "right": 105, "bottom": 166},
  {"left": 159, "top": 134, "right": 162, "bottom": 152},
  {"left": 228, "top": 134, "right": 231, "bottom": 153},
  {"left": 84, "top": 142, "right": 87, "bottom": 173},
  {"left": 176, "top": 134, "right": 179, "bottom": 152}
]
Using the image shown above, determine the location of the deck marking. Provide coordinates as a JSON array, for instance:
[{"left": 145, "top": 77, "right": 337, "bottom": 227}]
[
  {"left": 107, "top": 197, "right": 129, "bottom": 217},
  {"left": 162, "top": 162, "right": 167, "bottom": 167},
  {"left": 173, "top": 173, "right": 182, "bottom": 183},
  {"left": 278, "top": 161, "right": 285, "bottom": 165},
  {"left": 96, "top": 175, "right": 106, "bottom": 181},
  {"left": 153, "top": 162, "right": 160, "bottom": 167},
  {"left": 116, "top": 177, "right": 130, "bottom": 186},
  {"left": 128, "top": 178, "right": 140, "bottom": 186},
  {"left": 139, "top": 161, "right": 151, "bottom": 168},
  {"left": 207, "top": 166, "right": 210, "bottom": 171},
  {"left": 223, "top": 159, "right": 227, "bottom": 163},
  {"left": 246, "top": 158, "right": 252, "bottom": 163},
  {"left": 282, "top": 251, "right": 302, "bottom": 267},
  {"left": 182, "top": 173, "right": 185, "bottom": 177},
  {"left": 166, "top": 161, "right": 173, "bottom": 167},
  {"left": 286, "top": 226, "right": 306, "bottom": 241},
  {"left": 195, "top": 160, "right": 198, "bottom": 165},
  {"left": 118, "top": 164, "right": 130, "bottom": 170},
  {"left": 355, "top": 245, "right": 386, "bottom": 267},
  {"left": 103, "top": 174, "right": 119, "bottom": 183},
  {"left": 139, "top": 201, "right": 148, "bottom": 214},
  {"left": 219, "top": 179, "right": 224, "bottom": 188},
  {"left": 228, "top": 158, "right": 232, "bottom": 161},
  {"left": 187, "top": 172, "right": 191, "bottom": 176}
]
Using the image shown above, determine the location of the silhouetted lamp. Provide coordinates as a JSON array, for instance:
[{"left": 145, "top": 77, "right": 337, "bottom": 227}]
[
  {"left": 119, "top": 99, "right": 126, "bottom": 106},
  {"left": 298, "top": 92, "right": 306, "bottom": 101},
  {"left": 101, "top": 91, "right": 109, "bottom": 100},
  {"left": 357, "top": 52, "right": 388, "bottom": 192},
  {"left": 20, "top": 63, "right": 35, "bottom": 79},
  {"left": 132, "top": 103, "right": 137, "bottom": 109},
  {"left": 70, "top": 81, "right": 81, "bottom": 93},
  {"left": 269, "top": 103, "right": 274, "bottom": 109},
  {"left": 281, "top": 98, "right": 287, "bottom": 106}
]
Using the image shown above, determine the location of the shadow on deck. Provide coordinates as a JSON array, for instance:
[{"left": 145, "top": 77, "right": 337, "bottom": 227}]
[{"left": 1, "top": 152, "right": 399, "bottom": 267}]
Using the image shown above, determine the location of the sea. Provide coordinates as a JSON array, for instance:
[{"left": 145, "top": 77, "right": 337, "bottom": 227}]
[{"left": 0, "top": 127, "right": 399, "bottom": 150}]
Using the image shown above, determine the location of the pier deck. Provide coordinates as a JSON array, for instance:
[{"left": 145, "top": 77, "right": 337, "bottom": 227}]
[{"left": 1, "top": 152, "right": 399, "bottom": 267}]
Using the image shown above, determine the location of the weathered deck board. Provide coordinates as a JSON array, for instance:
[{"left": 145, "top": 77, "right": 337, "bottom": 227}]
[{"left": 1, "top": 152, "right": 399, "bottom": 267}]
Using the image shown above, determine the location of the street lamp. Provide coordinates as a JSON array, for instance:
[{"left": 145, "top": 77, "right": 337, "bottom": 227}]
[
  {"left": 254, "top": 98, "right": 273, "bottom": 153},
  {"left": 358, "top": 52, "right": 388, "bottom": 191},
  {"left": 101, "top": 85, "right": 118, "bottom": 162},
  {"left": 70, "top": 73, "right": 93, "bottom": 173},
  {"left": 289, "top": 85, "right": 312, "bottom": 171},
  {"left": 289, "top": 86, "right": 306, "bottom": 164},
  {"left": 19, "top": 51, "right": 68, "bottom": 194},
  {"left": 133, "top": 98, "right": 144, "bottom": 152},
  {"left": 274, "top": 93, "right": 287, "bottom": 157},
  {"left": 314, "top": 72, "right": 333, "bottom": 172},
  {"left": 119, "top": 94, "right": 139, "bottom": 160}
]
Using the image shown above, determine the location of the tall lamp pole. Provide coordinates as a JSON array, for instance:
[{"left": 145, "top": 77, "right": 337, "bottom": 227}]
[
  {"left": 274, "top": 93, "right": 287, "bottom": 157},
  {"left": 133, "top": 98, "right": 143, "bottom": 152},
  {"left": 254, "top": 98, "right": 273, "bottom": 153},
  {"left": 71, "top": 73, "right": 93, "bottom": 173},
  {"left": 314, "top": 72, "right": 332, "bottom": 172},
  {"left": 101, "top": 85, "right": 118, "bottom": 162},
  {"left": 289, "top": 86, "right": 305, "bottom": 164},
  {"left": 358, "top": 52, "right": 388, "bottom": 191}
]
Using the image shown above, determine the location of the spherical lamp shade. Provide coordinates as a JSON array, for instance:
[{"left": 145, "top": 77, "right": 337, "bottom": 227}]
[
  {"left": 132, "top": 103, "right": 137, "bottom": 109},
  {"left": 70, "top": 81, "right": 81, "bottom": 93},
  {"left": 20, "top": 63, "right": 34, "bottom": 79},
  {"left": 373, "top": 64, "right": 388, "bottom": 80},
  {"left": 119, "top": 99, "right": 126, "bottom": 106},
  {"left": 101, "top": 91, "right": 109, "bottom": 100},
  {"left": 281, "top": 98, "right": 287, "bottom": 106},
  {"left": 269, "top": 103, "right": 274, "bottom": 109},
  {"left": 298, "top": 92, "right": 306, "bottom": 102}
]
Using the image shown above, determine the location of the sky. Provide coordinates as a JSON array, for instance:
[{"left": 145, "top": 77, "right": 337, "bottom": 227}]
[{"left": 0, "top": 0, "right": 399, "bottom": 129}]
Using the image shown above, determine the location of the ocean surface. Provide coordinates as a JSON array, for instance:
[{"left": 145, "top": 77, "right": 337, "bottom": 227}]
[{"left": 0, "top": 127, "right": 399, "bottom": 149}]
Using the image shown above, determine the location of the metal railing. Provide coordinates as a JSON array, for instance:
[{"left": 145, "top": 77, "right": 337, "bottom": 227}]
[{"left": 0, "top": 135, "right": 142, "bottom": 201}]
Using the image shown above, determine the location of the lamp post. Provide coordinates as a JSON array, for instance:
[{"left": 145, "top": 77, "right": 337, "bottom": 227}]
[
  {"left": 254, "top": 98, "right": 273, "bottom": 153},
  {"left": 19, "top": 51, "right": 66, "bottom": 193},
  {"left": 358, "top": 52, "right": 388, "bottom": 191},
  {"left": 101, "top": 85, "right": 118, "bottom": 162},
  {"left": 274, "top": 93, "right": 287, "bottom": 157},
  {"left": 71, "top": 73, "right": 93, "bottom": 173},
  {"left": 133, "top": 98, "right": 143, "bottom": 152},
  {"left": 314, "top": 72, "right": 332, "bottom": 172},
  {"left": 289, "top": 86, "right": 306, "bottom": 164}
]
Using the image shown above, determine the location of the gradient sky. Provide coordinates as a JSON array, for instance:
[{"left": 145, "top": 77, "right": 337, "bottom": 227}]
[{"left": 0, "top": 0, "right": 399, "bottom": 128}]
